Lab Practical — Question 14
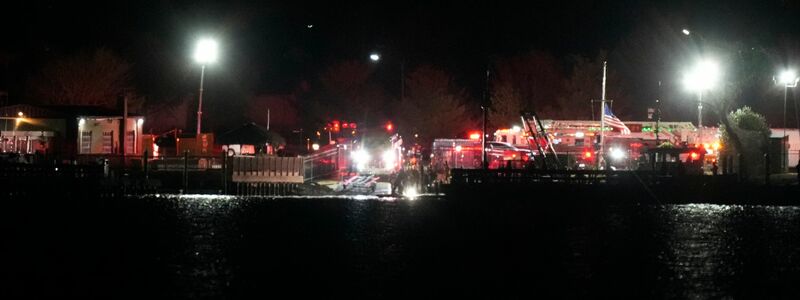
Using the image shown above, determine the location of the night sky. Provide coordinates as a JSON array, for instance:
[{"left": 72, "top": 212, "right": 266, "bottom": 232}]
[{"left": 3, "top": 0, "right": 800, "bottom": 128}]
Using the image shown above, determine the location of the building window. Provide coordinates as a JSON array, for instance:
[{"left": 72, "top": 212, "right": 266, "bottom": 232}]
[
  {"left": 102, "top": 131, "right": 113, "bottom": 154},
  {"left": 80, "top": 131, "right": 92, "bottom": 154},
  {"left": 125, "top": 130, "right": 135, "bottom": 154},
  {"left": 575, "top": 138, "right": 584, "bottom": 146}
]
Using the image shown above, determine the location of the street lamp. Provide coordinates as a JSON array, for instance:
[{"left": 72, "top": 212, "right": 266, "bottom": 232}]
[
  {"left": 193, "top": 38, "right": 218, "bottom": 136},
  {"left": 369, "top": 53, "right": 381, "bottom": 62},
  {"left": 774, "top": 69, "right": 799, "bottom": 170},
  {"left": 683, "top": 59, "right": 720, "bottom": 143}
]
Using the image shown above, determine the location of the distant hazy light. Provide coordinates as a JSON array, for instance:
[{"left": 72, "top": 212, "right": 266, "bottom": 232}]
[
  {"left": 610, "top": 148, "right": 626, "bottom": 161},
  {"left": 307, "top": 24, "right": 313, "bottom": 28},
  {"left": 682, "top": 28, "right": 691, "bottom": 35},
  {"left": 369, "top": 53, "right": 380, "bottom": 61},
  {"left": 575, "top": 131, "right": 584, "bottom": 138},
  {"left": 312, "top": 143, "right": 320, "bottom": 151},
  {"left": 778, "top": 69, "right": 798, "bottom": 86},
  {"left": 194, "top": 38, "right": 218, "bottom": 64},
  {"left": 683, "top": 59, "right": 720, "bottom": 92}
]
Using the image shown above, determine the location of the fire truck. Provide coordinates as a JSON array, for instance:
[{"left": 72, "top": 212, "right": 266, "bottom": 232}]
[{"left": 494, "top": 120, "right": 720, "bottom": 170}]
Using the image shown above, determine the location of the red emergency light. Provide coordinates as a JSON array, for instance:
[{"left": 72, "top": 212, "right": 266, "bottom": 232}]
[
  {"left": 385, "top": 123, "right": 394, "bottom": 131},
  {"left": 690, "top": 152, "right": 699, "bottom": 160},
  {"left": 584, "top": 151, "right": 593, "bottom": 159},
  {"left": 468, "top": 132, "right": 481, "bottom": 140}
]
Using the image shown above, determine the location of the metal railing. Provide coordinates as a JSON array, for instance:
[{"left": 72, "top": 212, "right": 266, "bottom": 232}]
[{"left": 303, "top": 147, "right": 342, "bottom": 182}]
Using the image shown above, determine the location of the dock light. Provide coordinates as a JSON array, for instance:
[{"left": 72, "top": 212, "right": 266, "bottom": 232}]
[
  {"left": 312, "top": 143, "right": 320, "bottom": 151},
  {"left": 352, "top": 149, "right": 370, "bottom": 168},
  {"left": 455, "top": 145, "right": 462, "bottom": 152},
  {"left": 78, "top": 118, "right": 86, "bottom": 126},
  {"left": 403, "top": 185, "right": 418, "bottom": 200},
  {"left": 610, "top": 148, "right": 626, "bottom": 161},
  {"left": 17, "top": 111, "right": 24, "bottom": 117},
  {"left": 682, "top": 28, "right": 691, "bottom": 35},
  {"left": 369, "top": 53, "right": 381, "bottom": 62}
]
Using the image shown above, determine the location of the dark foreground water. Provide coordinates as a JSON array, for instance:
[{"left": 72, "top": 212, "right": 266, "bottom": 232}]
[{"left": 4, "top": 194, "right": 800, "bottom": 298}]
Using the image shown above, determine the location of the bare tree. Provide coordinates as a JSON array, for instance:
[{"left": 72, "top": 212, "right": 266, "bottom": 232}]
[
  {"left": 28, "top": 48, "right": 132, "bottom": 108},
  {"left": 492, "top": 51, "right": 564, "bottom": 116},
  {"left": 398, "top": 65, "right": 474, "bottom": 144},
  {"left": 316, "top": 60, "right": 387, "bottom": 124},
  {"left": 489, "top": 81, "right": 524, "bottom": 128}
]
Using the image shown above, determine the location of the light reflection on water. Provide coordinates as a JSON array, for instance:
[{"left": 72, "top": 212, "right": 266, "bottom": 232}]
[{"left": 128, "top": 195, "right": 800, "bottom": 297}]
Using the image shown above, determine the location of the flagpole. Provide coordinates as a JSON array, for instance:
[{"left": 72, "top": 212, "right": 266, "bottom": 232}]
[{"left": 598, "top": 61, "right": 607, "bottom": 169}]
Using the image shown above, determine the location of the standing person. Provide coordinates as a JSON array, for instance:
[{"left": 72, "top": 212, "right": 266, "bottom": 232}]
[{"left": 712, "top": 161, "right": 719, "bottom": 176}]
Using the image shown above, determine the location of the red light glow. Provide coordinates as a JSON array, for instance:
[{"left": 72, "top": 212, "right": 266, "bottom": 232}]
[{"left": 469, "top": 132, "right": 481, "bottom": 140}]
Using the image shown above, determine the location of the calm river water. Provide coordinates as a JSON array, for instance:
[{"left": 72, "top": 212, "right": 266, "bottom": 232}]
[{"left": 5, "top": 194, "right": 800, "bottom": 298}]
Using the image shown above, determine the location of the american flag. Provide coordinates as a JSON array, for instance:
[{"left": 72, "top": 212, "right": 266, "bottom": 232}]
[{"left": 603, "top": 105, "right": 631, "bottom": 135}]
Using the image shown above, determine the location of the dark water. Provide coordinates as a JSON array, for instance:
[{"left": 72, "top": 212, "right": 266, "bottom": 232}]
[{"left": 5, "top": 194, "right": 800, "bottom": 298}]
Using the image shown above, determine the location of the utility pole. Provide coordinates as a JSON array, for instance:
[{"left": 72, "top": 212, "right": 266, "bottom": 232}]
[
  {"left": 597, "top": 61, "right": 608, "bottom": 170},
  {"left": 482, "top": 66, "right": 490, "bottom": 170}
]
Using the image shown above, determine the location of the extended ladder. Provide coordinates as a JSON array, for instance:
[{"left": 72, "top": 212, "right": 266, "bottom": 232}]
[{"left": 521, "top": 112, "right": 561, "bottom": 170}]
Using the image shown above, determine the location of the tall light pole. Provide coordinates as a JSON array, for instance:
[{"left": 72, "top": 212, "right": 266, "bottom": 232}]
[
  {"left": 193, "top": 38, "right": 218, "bottom": 136},
  {"left": 775, "top": 69, "right": 799, "bottom": 170},
  {"left": 682, "top": 59, "right": 720, "bottom": 144}
]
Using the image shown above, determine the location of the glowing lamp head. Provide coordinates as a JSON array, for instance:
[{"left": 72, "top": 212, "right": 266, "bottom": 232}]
[
  {"left": 385, "top": 123, "right": 393, "bottom": 131},
  {"left": 575, "top": 131, "right": 585, "bottom": 138},
  {"left": 778, "top": 70, "right": 798, "bottom": 86},
  {"left": 369, "top": 53, "right": 380, "bottom": 62},
  {"left": 469, "top": 132, "right": 481, "bottom": 140},
  {"left": 312, "top": 143, "right": 320, "bottom": 151},
  {"left": 194, "top": 38, "right": 218, "bottom": 64},
  {"left": 682, "top": 28, "right": 691, "bottom": 35},
  {"left": 455, "top": 145, "right": 462, "bottom": 152},
  {"left": 683, "top": 59, "right": 720, "bottom": 93},
  {"left": 137, "top": 118, "right": 144, "bottom": 126},
  {"left": 78, "top": 118, "right": 86, "bottom": 126},
  {"left": 17, "top": 111, "right": 24, "bottom": 117}
]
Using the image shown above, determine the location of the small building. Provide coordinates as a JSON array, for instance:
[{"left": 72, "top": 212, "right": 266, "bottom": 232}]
[
  {"left": 0, "top": 104, "right": 144, "bottom": 159},
  {"left": 770, "top": 129, "right": 799, "bottom": 170}
]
